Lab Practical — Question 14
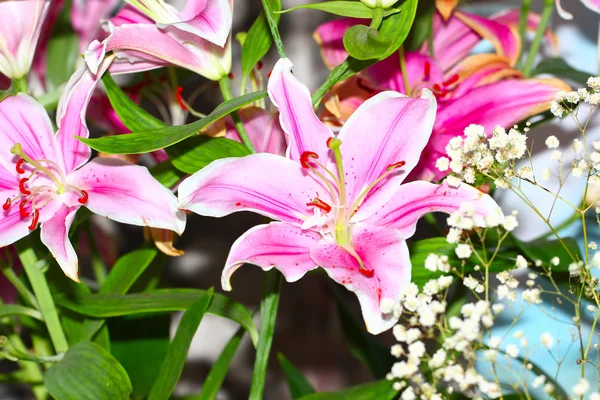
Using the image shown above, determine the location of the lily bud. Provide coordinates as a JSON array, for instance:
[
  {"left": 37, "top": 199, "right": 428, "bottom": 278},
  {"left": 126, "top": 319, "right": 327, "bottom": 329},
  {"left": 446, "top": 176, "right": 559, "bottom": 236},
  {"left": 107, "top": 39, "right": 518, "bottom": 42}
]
[
  {"left": 0, "top": 1, "right": 50, "bottom": 79},
  {"left": 359, "top": 0, "right": 399, "bottom": 9}
]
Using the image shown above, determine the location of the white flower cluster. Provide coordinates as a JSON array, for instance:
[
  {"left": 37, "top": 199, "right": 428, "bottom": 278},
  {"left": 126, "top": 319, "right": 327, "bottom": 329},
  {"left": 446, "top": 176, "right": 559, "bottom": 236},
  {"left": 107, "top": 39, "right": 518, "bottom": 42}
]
[
  {"left": 551, "top": 77, "right": 600, "bottom": 118},
  {"left": 437, "top": 124, "right": 528, "bottom": 189},
  {"left": 386, "top": 280, "right": 504, "bottom": 398}
]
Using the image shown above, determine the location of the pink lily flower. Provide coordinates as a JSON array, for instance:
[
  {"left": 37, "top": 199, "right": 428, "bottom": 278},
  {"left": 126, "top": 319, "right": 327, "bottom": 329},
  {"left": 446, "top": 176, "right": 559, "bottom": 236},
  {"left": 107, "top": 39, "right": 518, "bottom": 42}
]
[
  {"left": 0, "top": 0, "right": 50, "bottom": 80},
  {"left": 177, "top": 59, "right": 502, "bottom": 334},
  {"left": 0, "top": 90, "right": 185, "bottom": 281},
  {"left": 314, "top": 11, "right": 569, "bottom": 181},
  {"left": 556, "top": 0, "right": 600, "bottom": 19},
  {"left": 71, "top": 0, "right": 121, "bottom": 53},
  {"left": 84, "top": 0, "right": 232, "bottom": 81}
]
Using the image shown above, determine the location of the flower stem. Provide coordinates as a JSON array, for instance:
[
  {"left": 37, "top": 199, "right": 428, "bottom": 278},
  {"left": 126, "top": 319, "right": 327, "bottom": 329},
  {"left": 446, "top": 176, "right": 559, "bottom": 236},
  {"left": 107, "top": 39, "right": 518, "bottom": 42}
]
[
  {"left": 517, "top": 0, "right": 531, "bottom": 69},
  {"left": 218, "top": 77, "right": 257, "bottom": 153},
  {"left": 398, "top": 46, "right": 411, "bottom": 96},
  {"left": 249, "top": 270, "right": 282, "bottom": 400},
  {"left": 16, "top": 241, "right": 69, "bottom": 354},
  {"left": 369, "top": 7, "right": 384, "bottom": 30},
  {"left": 12, "top": 77, "right": 28, "bottom": 94},
  {"left": 261, "top": 0, "right": 286, "bottom": 58},
  {"left": 523, "top": 0, "right": 553, "bottom": 78}
]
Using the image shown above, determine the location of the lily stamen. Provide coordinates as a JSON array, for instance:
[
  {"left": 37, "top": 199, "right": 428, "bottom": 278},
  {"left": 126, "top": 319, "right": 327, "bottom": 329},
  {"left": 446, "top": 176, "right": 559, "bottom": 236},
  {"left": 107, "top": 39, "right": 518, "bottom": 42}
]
[{"left": 307, "top": 198, "right": 332, "bottom": 213}]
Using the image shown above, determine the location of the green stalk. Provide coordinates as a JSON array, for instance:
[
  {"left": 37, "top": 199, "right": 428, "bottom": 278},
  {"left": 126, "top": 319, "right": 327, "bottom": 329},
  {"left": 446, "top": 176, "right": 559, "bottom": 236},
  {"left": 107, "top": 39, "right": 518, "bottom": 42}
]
[
  {"left": 15, "top": 242, "right": 69, "bottom": 354},
  {"left": 398, "top": 46, "right": 411, "bottom": 96},
  {"left": 12, "top": 77, "right": 28, "bottom": 94},
  {"left": 261, "top": 0, "right": 286, "bottom": 58},
  {"left": 218, "top": 77, "right": 256, "bottom": 153},
  {"left": 0, "top": 254, "right": 38, "bottom": 309},
  {"left": 85, "top": 223, "right": 107, "bottom": 286},
  {"left": 517, "top": 0, "right": 531, "bottom": 69},
  {"left": 523, "top": 0, "right": 554, "bottom": 77},
  {"left": 6, "top": 334, "right": 47, "bottom": 399},
  {"left": 249, "top": 271, "right": 282, "bottom": 400},
  {"left": 369, "top": 7, "right": 384, "bottom": 30}
]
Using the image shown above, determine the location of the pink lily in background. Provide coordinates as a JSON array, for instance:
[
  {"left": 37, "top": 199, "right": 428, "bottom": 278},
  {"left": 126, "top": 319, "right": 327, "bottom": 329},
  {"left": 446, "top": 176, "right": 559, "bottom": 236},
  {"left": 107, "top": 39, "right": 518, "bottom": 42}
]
[
  {"left": 71, "top": 0, "right": 121, "bottom": 53},
  {"left": 0, "top": 0, "right": 50, "bottom": 80},
  {"left": 314, "top": 10, "right": 569, "bottom": 181},
  {"left": 178, "top": 59, "right": 502, "bottom": 334},
  {"left": 556, "top": 0, "right": 600, "bottom": 19},
  {"left": 85, "top": 0, "right": 232, "bottom": 80},
  {"left": 0, "top": 91, "right": 185, "bottom": 281}
]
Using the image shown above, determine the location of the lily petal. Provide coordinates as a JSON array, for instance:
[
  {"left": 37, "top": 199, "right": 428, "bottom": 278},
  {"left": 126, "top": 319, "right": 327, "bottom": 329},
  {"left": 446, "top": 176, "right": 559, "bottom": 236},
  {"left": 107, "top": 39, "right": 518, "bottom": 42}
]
[
  {"left": 313, "top": 18, "right": 361, "bottom": 69},
  {"left": 225, "top": 107, "right": 287, "bottom": 156},
  {"left": 178, "top": 153, "right": 329, "bottom": 225},
  {"left": 581, "top": 0, "right": 600, "bottom": 14},
  {"left": 40, "top": 205, "right": 79, "bottom": 282},
  {"left": 0, "top": 200, "right": 32, "bottom": 249},
  {"left": 436, "top": 0, "right": 459, "bottom": 20},
  {"left": 425, "top": 13, "right": 481, "bottom": 70},
  {"left": 268, "top": 58, "right": 334, "bottom": 162},
  {"left": 162, "top": 0, "right": 232, "bottom": 47},
  {"left": 67, "top": 158, "right": 186, "bottom": 234},
  {"left": 56, "top": 56, "right": 113, "bottom": 174},
  {"left": 222, "top": 222, "right": 321, "bottom": 291},
  {"left": 310, "top": 222, "right": 411, "bottom": 334},
  {"left": 0, "top": 94, "right": 63, "bottom": 172},
  {"left": 337, "top": 89, "right": 437, "bottom": 221},
  {"left": 364, "top": 181, "right": 503, "bottom": 238}
]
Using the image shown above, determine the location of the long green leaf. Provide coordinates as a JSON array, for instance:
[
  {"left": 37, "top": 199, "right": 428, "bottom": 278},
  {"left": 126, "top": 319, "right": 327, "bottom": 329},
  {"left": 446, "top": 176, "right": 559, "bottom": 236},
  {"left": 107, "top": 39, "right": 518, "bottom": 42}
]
[
  {"left": 79, "top": 91, "right": 268, "bottom": 154},
  {"left": 0, "top": 305, "right": 43, "bottom": 321},
  {"left": 532, "top": 58, "right": 590, "bottom": 85},
  {"left": 331, "top": 284, "right": 393, "bottom": 379},
  {"left": 54, "top": 289, "right": 259, "bottom": 346},
  {"left": 44, "top": 341, "right": 132, "bottom": 400},
  {"left": 148, "top": 288, "right": 214, "bottom": 400},
  {"left": 168, "top": 135, "right": 251, "bottom": 174},
  {"left": 194, "top": 325, "right": 246, "bottom": 400},
  {"left": 278, "top": 353, "right": 315, "bottom": 399},
  {"left": 278, "top": 2, "right": 401, "bottom": 18},
  {"left": 241, "top": 0, "right": 281, "bottom": 86},
  {"left": 298, "top": 379, "right": 398, "bottom": 400},
  {"left": 249, "top": 271, "right": 282, "bottom": 400}
]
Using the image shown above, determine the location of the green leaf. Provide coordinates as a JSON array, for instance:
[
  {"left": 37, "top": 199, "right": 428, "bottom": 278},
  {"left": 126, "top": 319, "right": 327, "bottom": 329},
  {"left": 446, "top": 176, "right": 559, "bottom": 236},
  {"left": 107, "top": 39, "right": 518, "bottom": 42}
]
[
  {"left": 343, "top": 25, "right": 393, "bottom": 61},
  {"left": 55, "top": 289, "right": 259, "bottom": 346},
  {"left": 150, "top": 161, "right": 186, "bottom": 188},
  {"left": 278, "top": 353, "right": 315, "bottom": 399},
  {"left": 517, "top": 237, "right": 582, "bottom": 269},
  {"left": 148, "top": 288, "right": 214, "bottom": 400},
  {"left": 168, "top": 135, "right": 252, "bottom": 174},
  {"left": 261, "top": 0, "right": 286, "bottom": 58},
  {"left": 44, "top": 341, "right": 132, "bottom": 400},
  {"left": 330, "top": 284, "right": 394, "bottom": 379},
  {"left": 193, "top": 325, "right": 246, "bottom": 400},
  {"left": 278, "top": 2, "right": 401, "bottom": 18},
  {"left": 404, "top": 0, "right": 435, "bottom": 51},
  {"left": 311, "top": 0, "right": 418, "bottom": 106},
  {"left": 241, "top": 0, "right": 281, "bottom": 87},
  {"left": 79, "top": 91, "right": 268, "bottom": 154},
  {"left": 0, "top": 305, "right": 43, "bottom": 321},
  {"left": 249, "top": 271, "right": 282, "bottom": 400},
  {"left": 533, "top": 57, "right": 591, "bottom": 85},
  {"left": 45, "top": 24, "right": 79, "bottom": 91},
  {"left": 298, "top": 379, "right": 398, "bottom": 400},
  {"left": 102, "top": 73, "right": 166, "bottom": 131},
  {"left": 110, "top": 315, "right": 171, "bottom": 400},
  {"left": 80, "top": 246, "right": 159, "bottom": 340}
]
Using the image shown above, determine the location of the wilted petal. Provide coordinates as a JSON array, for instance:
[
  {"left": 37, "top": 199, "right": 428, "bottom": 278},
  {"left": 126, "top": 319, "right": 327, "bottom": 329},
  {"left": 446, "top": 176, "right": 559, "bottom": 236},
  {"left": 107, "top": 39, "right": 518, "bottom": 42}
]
[
  {"left": 56, "top": 56, "right": 113, "bottom": 174},
  {"left": 67, "top": 158, "right": 186, "bottom": 234},
  {"left": 222, "top": 222, "right": 321, "bottom": 291},
  {"left": 178, "top": 154, "right": 330, "bottom": 225},
  {"left": 268, "top": 58, "right": 333, "bottom": 162},
  {"left": 310, "top": 223, "right": 411, "bottom": 335},
  {"left": 40, "top": 204, "right": 79, "bottom": 281},
  {"left": 364, "top": 181, "right": 502, "bottom": 238},
  {"left": 0, "top": 94, "right": 63, "bottom": 171},
  {"left": 0, "top": 0, "right": 50, "bottom": 79},
  {"left": 337, "top": 90, "right": 437, "bottom": 221}
]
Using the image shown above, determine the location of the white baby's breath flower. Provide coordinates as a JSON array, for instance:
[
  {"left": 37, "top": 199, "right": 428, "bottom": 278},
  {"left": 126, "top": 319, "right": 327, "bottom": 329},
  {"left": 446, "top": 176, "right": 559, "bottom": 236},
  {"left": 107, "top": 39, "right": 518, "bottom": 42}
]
[
  {"left": 455, "top": 244, "right": 472, "bottom": 259},
  {"left": 572, "top": 378, "right": 590, "bottom": 395},
  {"left": 446, "top": 175, "right": 462, "bottom": 188},
  {"left": 542, "top": 167, "right": 551, "bottom": 181},
  {"left": 545, "top": 136, "right": 560, "bottom": 149},
  {"left": 502, "top": 215, "right": 519, "bottom": 232},
  {"left": 436, "top": 156, "right": 449, "bottom": 172},
  {"left": 551, "top": 257, "right": 560, "bottom": 266},
  {"left": 550, "top": 100, "right": 564, "bottom": 117},
  {"left": 540, "top": 332, "right": 554, "bottom": 349},
  {"left": 573, "top": 139, "right": 584, "bottom": 153},
  {"left": 380, "top": 298, "right": 395, "bottom": 314},
  {"left": 505, "top": 344, "right": 519, "bottom": 358},
  {"left": 551, "top": 150, "right": 562, "bottom": 161},
  {"left": 515, "top": 255, "right": 527, "bottom": 269},
  {"left": 425, "top": 254, "right": 439, "bottom": 272},
  {"left": 588, "top": 305, "right": 597, "bottom": 313},
  {"left": 532, "top": 375, "right": 546, "bottom": 389}
]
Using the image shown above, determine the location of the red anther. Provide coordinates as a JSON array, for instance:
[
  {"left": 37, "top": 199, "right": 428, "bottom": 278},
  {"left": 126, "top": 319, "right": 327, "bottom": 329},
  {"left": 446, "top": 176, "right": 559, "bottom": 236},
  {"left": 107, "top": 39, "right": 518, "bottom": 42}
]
[
  {"left": 175, "top": 86, "right": 187, "bottom": 111},
  {"left": 28, "top": 209, "right": 39, "bottom": 231},
  {"left": 423, "top": 61, "right": 431, "bottom": 81},
  {"left": 19, "top": 200, "right": 30, "bottom": 218},
  {"left": 307, "top": 198, "right": 332, "bottom": 213},
  {"left": 432, "top": 83, "right": 442, "bottom": 93},
  {"left": 442, "top": 74, "right": 459, "bottom": 87},
  {"left": 78, "top": 190, "right": 89, "bottom": 204},
  {"left": 2, "top": 198, "right": 10, "bottom": 211},
  {"left": 326, "top": 137, "right": 333, "bottom": 147},
  {"left": 386, "top": 161, "right": 406, "bottom": 171},
  {"left": 267, "top": 71, "right": 272, "bottom": 78},
  {"left": 228, "top": 72, "right": 235, "bottom": 80},
  {"left": 257, "top": 60, "right": 263, "bottom": 70},
  {"left": 15, "top": 158, "right": 26, "bottom": 174},
  {"left": 19, "top": 178, "right": 31, "bottom": 195},
  {"left": 300, "top": 151, "right": 318, "bottom": 168},
  {"left": 359, "top": 268, "right": 374, "bottom": 278}
]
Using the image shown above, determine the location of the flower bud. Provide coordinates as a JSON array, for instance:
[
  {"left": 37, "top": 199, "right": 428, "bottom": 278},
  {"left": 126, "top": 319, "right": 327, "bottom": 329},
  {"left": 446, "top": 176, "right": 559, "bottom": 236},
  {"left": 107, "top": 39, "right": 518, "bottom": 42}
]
[{"left": 359, "top": 0, "right": 399, "bottom": 9}]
